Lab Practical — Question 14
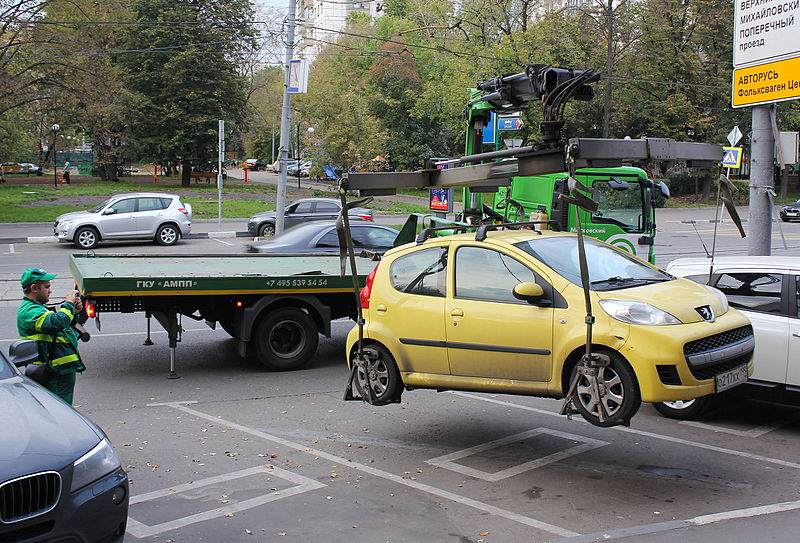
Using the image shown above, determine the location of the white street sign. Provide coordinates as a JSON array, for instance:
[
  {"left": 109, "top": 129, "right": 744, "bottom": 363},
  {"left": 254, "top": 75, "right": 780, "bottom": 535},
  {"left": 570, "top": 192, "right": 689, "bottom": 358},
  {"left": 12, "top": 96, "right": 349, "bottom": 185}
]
[
  {"left": 733, "top": 0, "right": 800, "bottom": 68},
  {"left": 728, "top": 126, "right": 743, "bottom": 146}
]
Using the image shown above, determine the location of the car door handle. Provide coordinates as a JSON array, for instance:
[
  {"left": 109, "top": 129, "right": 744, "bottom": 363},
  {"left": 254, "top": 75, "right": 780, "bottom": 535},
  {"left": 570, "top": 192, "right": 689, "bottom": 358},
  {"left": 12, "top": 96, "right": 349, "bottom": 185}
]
[
  {"left": 376, "top": 304, "right": 387, "bottom": 313},
  {"left": 450, "top": 308, "right": 464, "bottom": 317}
]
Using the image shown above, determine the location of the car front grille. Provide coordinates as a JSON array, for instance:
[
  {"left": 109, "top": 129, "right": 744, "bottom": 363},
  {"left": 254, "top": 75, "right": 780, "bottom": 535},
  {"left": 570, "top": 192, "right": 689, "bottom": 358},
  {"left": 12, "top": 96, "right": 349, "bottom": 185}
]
[
  {"left": 683, "top": 325, "right": 754, "bottom": 381},
  {"left": 0, "top": 472, "right": 61, "bottom": 523}
]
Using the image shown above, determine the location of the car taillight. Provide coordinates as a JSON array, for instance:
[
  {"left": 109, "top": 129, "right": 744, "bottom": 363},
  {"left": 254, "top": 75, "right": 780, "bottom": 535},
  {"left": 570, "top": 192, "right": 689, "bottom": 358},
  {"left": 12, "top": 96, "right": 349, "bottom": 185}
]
[
  {"left": 85, "top": 302, "right": 96, "bottom": 318},
  {"left": 178, "top": 208, "right": 189, "bottom": 216},
  {"left": 356, "top": 214, "right": 372, "bottom": 221},
  {"left": 360, "top": 264, "right": 379, "bottom": 309}
]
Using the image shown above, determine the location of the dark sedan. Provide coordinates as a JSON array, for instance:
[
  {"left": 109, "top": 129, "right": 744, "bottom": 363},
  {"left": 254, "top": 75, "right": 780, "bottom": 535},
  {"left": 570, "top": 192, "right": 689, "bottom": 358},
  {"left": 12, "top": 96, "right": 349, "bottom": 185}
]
[
  {"left": 247, "top": 221, "right": 398, "bottom": 253},
  {"left": 248, "top": 198, "right": 373, "bottom": 237},
  {"left": 0, "top": 341, "right": 129, "bottom": 543},
  {"left": 779, "top": 199, "right": 800, "bottom": 222}
]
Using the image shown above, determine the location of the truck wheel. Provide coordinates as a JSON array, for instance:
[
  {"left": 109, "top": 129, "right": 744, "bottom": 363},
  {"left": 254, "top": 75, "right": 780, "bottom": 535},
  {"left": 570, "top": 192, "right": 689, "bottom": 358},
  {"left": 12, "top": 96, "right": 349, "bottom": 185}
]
[
  {"left": 352, "top": 344, "right": 402, "bottom": 405},
  {"left": 570, "top": 352, "right": 641, "bottom": 427},
  {"left": 258, "top": 223, "right": 275, "bottom": 237},
  {"left": 652, "top": 397, "right": 714, "bottom": 420},
  {"left": 74, "top": 227, "right": 99, "bottom": 249},
  {"left": 156, "top": 224, "right": 179, "bottom": 246},
  {"left": 253, "top": 308, "right": 318, "bottom": 371}
]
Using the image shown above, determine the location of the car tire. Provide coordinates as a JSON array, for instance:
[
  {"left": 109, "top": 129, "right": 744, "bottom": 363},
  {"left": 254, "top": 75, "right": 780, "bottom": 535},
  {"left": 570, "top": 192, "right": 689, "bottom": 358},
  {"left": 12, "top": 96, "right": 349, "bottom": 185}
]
[
  {"left": 258, "top": 223, "right": 275, "bottom": 237},
  {"left": 253, "top": 308, "right": 318, "bottom": 371},
  {"left": 569, "top": 352, "right": 641, "bottom": 427},
  {"left": 156, "top": 224, "right": 179, "bottom": 246},
  {"left": 352, "top": 343, "right": 403, "bottom": 405},
  {"left": 74, "top": 226, "right": 99, "bottom": 249},
  {"left": 652, "top": 396, "right": 715, "bottom": 420}
]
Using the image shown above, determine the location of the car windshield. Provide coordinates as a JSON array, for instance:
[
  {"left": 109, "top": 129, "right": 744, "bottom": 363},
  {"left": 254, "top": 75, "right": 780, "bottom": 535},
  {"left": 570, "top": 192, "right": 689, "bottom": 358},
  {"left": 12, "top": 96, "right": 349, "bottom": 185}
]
[
  {"left": 89, "top": 198, "right": 113, "bottom": 213},
  {"left": 514, "top": 236, "right": 671, "bottom": 290}
]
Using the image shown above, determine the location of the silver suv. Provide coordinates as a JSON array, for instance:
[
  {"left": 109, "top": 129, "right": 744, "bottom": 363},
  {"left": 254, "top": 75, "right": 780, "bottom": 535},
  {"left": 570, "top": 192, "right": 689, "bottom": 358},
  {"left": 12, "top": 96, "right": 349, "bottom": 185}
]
[{"left": 54, "top": 192, "right": 192, "bottom": 249}]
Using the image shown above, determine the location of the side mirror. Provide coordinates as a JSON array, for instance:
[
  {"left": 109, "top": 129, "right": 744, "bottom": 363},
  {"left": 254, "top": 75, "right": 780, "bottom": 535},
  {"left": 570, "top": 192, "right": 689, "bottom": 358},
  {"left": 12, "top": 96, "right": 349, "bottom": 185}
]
[
  {"left": 659, "top": 181, "right": 670, "bottom": 199},
  {"left": 103, "top": 208, "right": 116, "bottom": 215},
  {"left": 608, "top": 176, "right": 629, "bottom": 190},
  {"left": 8, "top": 339, "right": 38, "bottom": 367},
  {"left": 513, "top": 282, "right": 545, "bottom": 303}
]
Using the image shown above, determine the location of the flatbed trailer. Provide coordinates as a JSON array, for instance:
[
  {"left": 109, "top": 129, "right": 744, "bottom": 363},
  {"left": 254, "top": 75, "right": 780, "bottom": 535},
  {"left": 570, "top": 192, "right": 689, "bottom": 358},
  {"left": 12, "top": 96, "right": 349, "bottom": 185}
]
[{"left": 69, "top": 253, "right": 376, "bottom": 376}]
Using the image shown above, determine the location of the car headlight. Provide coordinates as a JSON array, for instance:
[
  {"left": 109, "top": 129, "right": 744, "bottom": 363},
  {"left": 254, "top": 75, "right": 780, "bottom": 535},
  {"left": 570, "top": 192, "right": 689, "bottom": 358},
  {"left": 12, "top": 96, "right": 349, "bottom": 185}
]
[
  {"left": 599, "top": 299, "right": 681, "bottom": 325},
  {"left": 707, "top": 286, "right": 729, "bottom": 313},
  {"left": 71, "top": 438, "right": 121, "bottom": 491},
  {"left": 249, "top": 216, "right": 259, "bottom": 223}
]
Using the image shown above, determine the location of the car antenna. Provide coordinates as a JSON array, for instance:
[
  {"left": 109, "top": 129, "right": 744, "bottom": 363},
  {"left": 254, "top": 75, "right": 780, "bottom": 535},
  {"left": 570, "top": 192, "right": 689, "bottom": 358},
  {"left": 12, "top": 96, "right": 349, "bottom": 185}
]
[{"left": 689, "top": 221, "right": 711, "bottom": 258}]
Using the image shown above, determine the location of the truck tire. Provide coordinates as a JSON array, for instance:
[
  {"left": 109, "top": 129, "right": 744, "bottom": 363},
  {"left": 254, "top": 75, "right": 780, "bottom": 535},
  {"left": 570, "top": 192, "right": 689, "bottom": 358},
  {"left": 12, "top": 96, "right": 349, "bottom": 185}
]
[{"left": 253, "top": 308, "right": 318, "bottom": 371}]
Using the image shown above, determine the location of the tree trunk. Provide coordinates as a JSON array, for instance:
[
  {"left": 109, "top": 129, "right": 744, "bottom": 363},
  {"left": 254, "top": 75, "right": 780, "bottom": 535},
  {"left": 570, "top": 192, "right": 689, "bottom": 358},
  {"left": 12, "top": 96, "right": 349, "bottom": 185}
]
[
  {"left": 602, "top": 0, "right": 614, "bottom": 138},
  {"left": 181, "top": 163, "right": 191, "bottom": 187},
  {"left": 701, "top": 173, "right": 712, "bottom": 202}
]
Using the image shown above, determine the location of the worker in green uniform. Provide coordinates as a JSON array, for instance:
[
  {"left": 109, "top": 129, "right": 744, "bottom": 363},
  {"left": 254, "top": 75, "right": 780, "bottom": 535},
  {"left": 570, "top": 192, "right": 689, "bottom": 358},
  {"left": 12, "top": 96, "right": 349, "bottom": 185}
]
[{"left": 17, "top": 268, "right": 86, "bottom": 404}]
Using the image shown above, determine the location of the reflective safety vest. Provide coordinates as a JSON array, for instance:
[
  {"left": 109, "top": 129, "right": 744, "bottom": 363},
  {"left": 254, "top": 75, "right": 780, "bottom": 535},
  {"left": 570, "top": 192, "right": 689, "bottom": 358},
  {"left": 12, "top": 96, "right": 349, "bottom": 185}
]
[{"left": 17, "top": 298, "right": 85, "bottom": 375}]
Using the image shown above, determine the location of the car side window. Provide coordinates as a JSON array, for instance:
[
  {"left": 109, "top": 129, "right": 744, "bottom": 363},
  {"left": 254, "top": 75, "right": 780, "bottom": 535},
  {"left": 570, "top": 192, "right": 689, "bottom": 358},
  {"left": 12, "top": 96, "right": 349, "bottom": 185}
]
[
  {"left": 109, "top": 198, "right": 136, "bottom": 214},
  {"left": 316, "top": 229, "right": 339, "bottom": 248},
  {"left": 714, "top": 272, "right": 783, "bottom": 314},
  {"left": 294, "top": 201, "right": 313, "bottom": 213},
  {"left": 364, "top": 228, "right": 396, "bottom": 249},
  {"left": 455, "top": 246, "right": 534, "bottom": 302},
  {"left": 315, "top": 202, "right": 339, "bottom": 213},
  {"left": 137, "top": 198, "right": 164, "bottom": 211},
  {"left": 390, "top": 247, "right": 447, "bottom": 297},
  {"left": 160, "top": 198, "right": 173, "bottom": 209}
]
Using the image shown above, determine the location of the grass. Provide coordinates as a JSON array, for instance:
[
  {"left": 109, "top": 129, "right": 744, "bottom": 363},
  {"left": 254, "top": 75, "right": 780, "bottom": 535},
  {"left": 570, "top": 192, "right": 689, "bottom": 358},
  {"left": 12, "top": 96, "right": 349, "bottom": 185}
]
[{"left": 0, "top": 175, "right": 428, "bottom": 222}]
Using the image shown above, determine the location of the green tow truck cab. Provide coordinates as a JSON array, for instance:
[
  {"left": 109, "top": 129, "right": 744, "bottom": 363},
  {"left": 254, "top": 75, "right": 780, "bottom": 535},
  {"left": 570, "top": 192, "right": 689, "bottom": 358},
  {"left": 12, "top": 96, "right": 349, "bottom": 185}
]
[{"left": 488, "top": 166, "right": 671, "bottom": 264}]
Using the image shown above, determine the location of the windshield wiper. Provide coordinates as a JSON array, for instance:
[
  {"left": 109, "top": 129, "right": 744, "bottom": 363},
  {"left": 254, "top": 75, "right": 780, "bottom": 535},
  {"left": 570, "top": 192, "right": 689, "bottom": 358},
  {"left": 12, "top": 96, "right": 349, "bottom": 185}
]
[{"left": 591, "top": 276, "right": 669, "bottom": 288}]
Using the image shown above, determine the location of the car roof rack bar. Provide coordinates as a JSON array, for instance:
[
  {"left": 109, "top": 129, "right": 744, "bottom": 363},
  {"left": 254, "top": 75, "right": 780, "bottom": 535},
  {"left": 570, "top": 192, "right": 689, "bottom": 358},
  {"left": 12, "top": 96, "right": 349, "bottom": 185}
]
[
  {"left": 416, "top": 225, "right": 476, "bottom": 244},
  {"left": 474, "top": 220, "right": 562, "bottom": 241}
]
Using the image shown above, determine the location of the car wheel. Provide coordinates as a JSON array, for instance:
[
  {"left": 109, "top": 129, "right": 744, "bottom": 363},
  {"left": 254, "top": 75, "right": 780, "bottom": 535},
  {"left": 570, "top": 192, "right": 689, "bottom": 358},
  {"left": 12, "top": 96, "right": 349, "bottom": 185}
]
[
  {"left": 652, "top": 396, "right": 714, "bottom": 420},
  {"left": 352, "top": 343, "right": 402, "bottom": 405},
  {"left": 253, "top": 308, "right": 318, "bottom": 371},
  {"left": 156, "top": 224, "right": 179, "bottom": 246},
  {"left": 258, "top": 223, "right": 275, "bottom": 237},
  {"left": 74, "top": 227, "right": 99, "bottom": 249},
  {"left": 570, "top": 352, "right": 641, "bottom": 427}
]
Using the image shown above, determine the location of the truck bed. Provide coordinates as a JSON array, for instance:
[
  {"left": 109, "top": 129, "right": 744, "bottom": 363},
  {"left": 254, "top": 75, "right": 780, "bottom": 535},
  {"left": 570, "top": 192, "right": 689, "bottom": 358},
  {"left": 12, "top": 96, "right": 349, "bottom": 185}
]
[{"left": 70, "top": 253, "right": 376, "bottom": 297}]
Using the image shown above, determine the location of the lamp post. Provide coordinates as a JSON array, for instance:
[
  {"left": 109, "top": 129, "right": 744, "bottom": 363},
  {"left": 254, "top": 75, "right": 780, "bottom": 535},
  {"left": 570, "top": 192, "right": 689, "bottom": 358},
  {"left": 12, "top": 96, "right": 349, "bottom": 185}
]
[
  {"left": 296, "top": 121, "right": 314, "bottom": 188},
  {"left": 52, "top": 124, "right": 60, "bottom": 188}
]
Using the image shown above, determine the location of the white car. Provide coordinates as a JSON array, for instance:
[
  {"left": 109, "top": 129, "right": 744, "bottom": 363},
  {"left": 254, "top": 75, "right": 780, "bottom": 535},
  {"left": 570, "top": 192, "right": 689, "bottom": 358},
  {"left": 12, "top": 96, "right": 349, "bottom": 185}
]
[
  {"left": 54, "top": 192, "right": 192, "bottom": 249},
  {"left": 654, "top": 256, "right": 800, "bottom": 419}
]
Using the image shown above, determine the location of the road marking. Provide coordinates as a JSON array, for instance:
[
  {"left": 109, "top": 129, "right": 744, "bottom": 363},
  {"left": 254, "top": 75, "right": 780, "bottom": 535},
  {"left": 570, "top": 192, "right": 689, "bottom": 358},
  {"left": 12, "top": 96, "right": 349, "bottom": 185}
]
[
  {"left": 126, "top": 465, "right": 325, "bottom": 538},
  {"left": 679, "top": 413, "right": 800, "bottom": 437},
  {"left": 212, "top": 237, "right": 232, "bottom": 246},
  {"left": 8, "top": 244, "right": 14, "bottom": 254},
  {"left": 451, "top": 392, "right": 800, "bottom": 470},
  {"left": 153, "top": 401, "right": 579, "bottom": 538},
  {"left": 426, "top": 427, "right": 608, "bottom": 481}
]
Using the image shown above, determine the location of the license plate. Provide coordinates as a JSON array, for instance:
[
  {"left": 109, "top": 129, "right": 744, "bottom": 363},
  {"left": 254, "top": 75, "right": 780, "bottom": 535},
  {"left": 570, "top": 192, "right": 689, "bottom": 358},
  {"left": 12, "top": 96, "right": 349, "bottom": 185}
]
[{"left": 715, "top": 364, "right": 748, "bottom": 392}]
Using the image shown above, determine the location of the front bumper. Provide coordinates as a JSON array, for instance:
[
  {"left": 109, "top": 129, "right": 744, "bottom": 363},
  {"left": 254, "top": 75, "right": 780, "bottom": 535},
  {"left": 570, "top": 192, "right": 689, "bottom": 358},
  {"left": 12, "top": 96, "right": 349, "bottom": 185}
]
[{"left": 0, "top": 466, "right": 129, "bottom": 543}]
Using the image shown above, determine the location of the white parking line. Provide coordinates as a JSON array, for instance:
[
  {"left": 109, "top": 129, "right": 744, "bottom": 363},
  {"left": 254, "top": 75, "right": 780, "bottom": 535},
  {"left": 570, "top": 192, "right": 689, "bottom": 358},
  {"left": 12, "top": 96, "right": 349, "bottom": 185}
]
[
  {"left": 151, "top": 401, "right": 579, "bottom": 538},
  {"left": 126, "top": 465, "right": 325, "bottom": 538},
  {"left": 427, "top": 428, "right": 608, "bottom": 481},
  {"left": 212, "top": 238, "right": 233, "bottom": 246},
  {"left": 679, "top": 413, "right": 800, "bottom": 437},
  {"left": 451, "top": 392, "right": 800, "bottom": 470}
]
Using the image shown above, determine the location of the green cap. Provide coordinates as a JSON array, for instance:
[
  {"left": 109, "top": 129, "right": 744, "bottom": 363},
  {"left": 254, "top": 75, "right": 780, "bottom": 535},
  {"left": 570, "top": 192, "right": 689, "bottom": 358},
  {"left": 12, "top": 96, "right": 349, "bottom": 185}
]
[{"left": 21, "top": 268, "right": 56, "bottom": 288}]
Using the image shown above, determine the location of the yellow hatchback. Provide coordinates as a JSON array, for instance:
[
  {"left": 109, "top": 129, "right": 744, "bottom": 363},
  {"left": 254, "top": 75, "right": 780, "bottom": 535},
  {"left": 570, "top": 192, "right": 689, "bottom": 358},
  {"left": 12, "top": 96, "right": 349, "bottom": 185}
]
[{"left": 346, "top": 228, "right": 754, "bottom": 426}]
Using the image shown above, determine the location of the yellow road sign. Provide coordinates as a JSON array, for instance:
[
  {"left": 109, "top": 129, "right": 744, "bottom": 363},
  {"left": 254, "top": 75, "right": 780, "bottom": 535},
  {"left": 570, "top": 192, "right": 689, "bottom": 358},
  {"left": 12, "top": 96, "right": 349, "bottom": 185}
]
[
  {"left": 722, "top": 147, "right": 743, "bottom": 168},
  {"left": 732, "top": 56, "right": 800, "bottom": 108}
]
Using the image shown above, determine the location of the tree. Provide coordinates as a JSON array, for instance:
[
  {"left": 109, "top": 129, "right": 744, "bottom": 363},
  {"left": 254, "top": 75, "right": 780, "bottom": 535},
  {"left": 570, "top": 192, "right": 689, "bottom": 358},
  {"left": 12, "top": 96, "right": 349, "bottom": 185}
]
[{"left": 116, "top": 0, "right": 256, "bottom": 186}]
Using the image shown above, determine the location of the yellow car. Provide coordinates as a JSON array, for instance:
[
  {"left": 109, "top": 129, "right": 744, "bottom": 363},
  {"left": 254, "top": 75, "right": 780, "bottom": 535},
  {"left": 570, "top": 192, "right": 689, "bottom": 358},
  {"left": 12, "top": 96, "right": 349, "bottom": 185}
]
[{"left": 346, "top": 228, "right": 754, "bottom": 426}]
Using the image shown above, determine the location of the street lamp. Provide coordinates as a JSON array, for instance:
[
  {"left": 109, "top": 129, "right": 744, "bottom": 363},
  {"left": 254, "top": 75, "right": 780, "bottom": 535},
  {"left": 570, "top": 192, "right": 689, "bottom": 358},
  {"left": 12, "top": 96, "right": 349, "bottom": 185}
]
[
  {"left": 52, "top": 124, "right": 60, "bottom": 188},
  {"left": 296, "top": 121, "right": 314, "bottom": 188}
]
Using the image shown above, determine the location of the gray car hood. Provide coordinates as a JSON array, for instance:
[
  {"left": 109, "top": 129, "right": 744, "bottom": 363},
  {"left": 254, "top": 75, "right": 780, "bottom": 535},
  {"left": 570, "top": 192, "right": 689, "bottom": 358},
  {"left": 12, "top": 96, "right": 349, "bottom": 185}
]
[
  {"left": 0, "top": 377, "right": 102, "bottom": 480},
  {"left": 55, "top": 210, "right": 96, "bottom": 222}
]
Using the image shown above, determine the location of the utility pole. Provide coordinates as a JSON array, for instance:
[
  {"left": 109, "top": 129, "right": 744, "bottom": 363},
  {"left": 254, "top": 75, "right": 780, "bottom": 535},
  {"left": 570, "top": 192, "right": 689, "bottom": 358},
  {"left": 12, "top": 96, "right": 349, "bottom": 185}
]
[
  {"left": 275, "top": 0, "right": 296, "bottom": 236},
  {"left": 748, "top": 105, "right": 774, "bottom": 255}
]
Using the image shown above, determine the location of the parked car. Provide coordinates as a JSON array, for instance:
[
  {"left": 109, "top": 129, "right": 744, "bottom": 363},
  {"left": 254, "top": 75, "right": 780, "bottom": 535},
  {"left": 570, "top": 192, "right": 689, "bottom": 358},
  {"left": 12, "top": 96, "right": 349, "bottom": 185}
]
[
  {"left": 53, "top": 192, "right": 192, "bottom": 249},
  {"left": 345, "top": 228, "right": 754, "bottom": 427},
  {"left": 248, "top": 221, "right": 398, "bottom": 254},
  {"left": 243, "top": 158, "right": 267, "bottom": 171},
  {"left": 653, "top": 256, "right": 800, "bottom": 419},
  {"left": 287, "top": 160, "right": 311, "bottom": 177},
  {"left": 1, "top": 340, "right": 129, "bottom": 542},
  {"left": 247, "top": 198, "right": 373, "bottom": 238},
  {"left": 779, "top": 199, "right": 800, "bottom": 222},
  {"left": 18, "top": 162, "right": 42, "bottom": 174},
  {"left": 2, "top": 162, "right": 28, "bottom": 174}
]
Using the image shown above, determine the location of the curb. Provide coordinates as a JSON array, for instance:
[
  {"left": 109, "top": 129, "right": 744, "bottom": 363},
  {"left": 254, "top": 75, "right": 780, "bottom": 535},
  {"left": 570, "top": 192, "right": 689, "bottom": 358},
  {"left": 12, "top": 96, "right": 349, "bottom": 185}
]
[{"left": 1, "top": 232, "right": 252, "bottom": 245}]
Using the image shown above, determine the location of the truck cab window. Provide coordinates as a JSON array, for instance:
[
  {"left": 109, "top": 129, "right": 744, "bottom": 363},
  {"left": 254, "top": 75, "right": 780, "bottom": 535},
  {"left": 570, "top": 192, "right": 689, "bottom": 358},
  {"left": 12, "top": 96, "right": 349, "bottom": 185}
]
[{"left": 590, "top": 179, "right": 645, "bottom": 233}]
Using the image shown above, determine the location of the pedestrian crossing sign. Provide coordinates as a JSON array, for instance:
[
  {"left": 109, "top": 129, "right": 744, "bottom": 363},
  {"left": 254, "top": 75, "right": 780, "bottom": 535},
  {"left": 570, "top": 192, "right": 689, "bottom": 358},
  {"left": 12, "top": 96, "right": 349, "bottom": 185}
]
[{"left": 722, "top": 146, "right": 742, "bottom": 168}]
